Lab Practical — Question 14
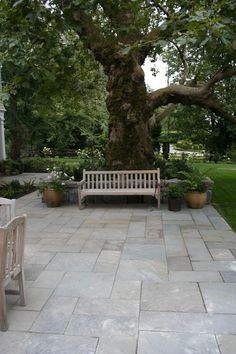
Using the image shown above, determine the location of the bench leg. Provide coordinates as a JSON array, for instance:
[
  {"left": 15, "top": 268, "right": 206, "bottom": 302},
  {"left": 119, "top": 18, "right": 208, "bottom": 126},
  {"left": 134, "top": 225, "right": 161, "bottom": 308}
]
[
  {"left": 78, "top": 190, "right": 83, "bottom": 209},
  {"left": 155, "top": 187, "right": 161, "bottom": 209},
  {"left": 0, "top": 284, "right": 8, "bottom": 331},
  {"left": 78, "top": 193, "right": 86, "bottom": 210}
]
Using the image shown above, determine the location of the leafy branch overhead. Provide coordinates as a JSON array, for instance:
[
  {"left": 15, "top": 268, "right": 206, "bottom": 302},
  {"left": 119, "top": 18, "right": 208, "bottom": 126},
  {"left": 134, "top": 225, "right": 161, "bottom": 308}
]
[
  {"left": 2, "top": 0, "right": 236, "bottom": 168},
  {"left": 57, "top": 1, "right": 236, "bottom": 124}
]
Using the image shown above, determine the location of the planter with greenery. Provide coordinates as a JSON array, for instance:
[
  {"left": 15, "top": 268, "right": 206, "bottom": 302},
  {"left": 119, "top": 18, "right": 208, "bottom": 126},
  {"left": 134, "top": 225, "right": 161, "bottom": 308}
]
[
  {"left": 38, "top": 167, "right": 74, "bottom": 207},
  {"left": 179, "top": 169, "right": 207, "bottom": 209},
  {"left": 166, "top": 184, "right": 185, "bottom": 212}
]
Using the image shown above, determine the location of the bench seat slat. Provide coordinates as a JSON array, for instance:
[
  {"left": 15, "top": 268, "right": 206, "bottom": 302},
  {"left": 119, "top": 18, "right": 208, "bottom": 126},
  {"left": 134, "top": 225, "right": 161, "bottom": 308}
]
[{"left": 82, "top": 188, "right": 156, "bottom": 196}]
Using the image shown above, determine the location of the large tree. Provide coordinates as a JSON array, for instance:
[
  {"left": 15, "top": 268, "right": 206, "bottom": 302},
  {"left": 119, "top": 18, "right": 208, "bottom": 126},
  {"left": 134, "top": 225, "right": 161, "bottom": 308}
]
[
  {"left": 3, "top": 1, "right": 236, "bottom": 167},
  {"left": 58, "top": 0, "right": 236, "bottom": 168}
]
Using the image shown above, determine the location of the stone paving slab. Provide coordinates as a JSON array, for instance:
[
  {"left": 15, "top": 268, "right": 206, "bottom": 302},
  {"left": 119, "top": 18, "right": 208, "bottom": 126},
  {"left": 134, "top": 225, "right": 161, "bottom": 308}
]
[
  {"left": 66, "top": 314, "right": 138, "bottom": 337},
  {"left": 200, "top": 283, "right": 236, "bottom": 313},
  {"left": 139, "top": 311, "right": 236, "bottom": 334},
  {"left": 0, "top": 332, "right": 98, "bottom": 354},
  {"left": 30, "top": 296, "right": 78, "bottom": 334},
  {"left": 217, "top": 335, "right": 236, "bottom": 354},
  {"left": 54, "top": 271, "right": 115, "bottom": 298},
  {"left": 141, "top": 282, "right": 205, "bottom": 312},
  {"left": 96, "top": 336, "right": 137, "bottom": 354},
  {"left": 168, "top": 271, "right": 222, "bottom": 282},
  {"left": 1, "top": 190, "right": 236, "bottom": 354},
  {"left": 137, "top": 331, "right": 220, "bottom": 354}
]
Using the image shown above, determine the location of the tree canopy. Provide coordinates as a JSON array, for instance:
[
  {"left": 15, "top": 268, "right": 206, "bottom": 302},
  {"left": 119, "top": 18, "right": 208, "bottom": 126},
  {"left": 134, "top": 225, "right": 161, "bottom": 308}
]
[{"left": 1, "top": 1, "right": 236, "bottom": 167}]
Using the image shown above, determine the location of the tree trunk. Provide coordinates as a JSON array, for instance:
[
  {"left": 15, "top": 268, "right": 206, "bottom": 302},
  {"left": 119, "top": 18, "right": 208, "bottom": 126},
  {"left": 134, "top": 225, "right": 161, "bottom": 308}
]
[
  {"left": 105, "top": 57, "right": 154, "bottom": 169},
  {"left": 7, "top": 95, "right": 23, "bottom": 160},
  {"left": 162, "top": 142, "right": 170, "bottom": 160}
]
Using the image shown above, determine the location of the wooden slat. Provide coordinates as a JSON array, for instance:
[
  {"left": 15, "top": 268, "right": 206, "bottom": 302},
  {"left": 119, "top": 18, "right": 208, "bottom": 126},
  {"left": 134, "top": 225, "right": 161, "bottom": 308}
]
[
  {"left": 92, "top": 174, "right": 94, "bottom": 189},
  {"left": 105, "top": 174, "right": 107, "bottom": 190},
  {"left": 144, "top": 173, "right": 146, "bottom": 188},
  {"left": 152, "top": 173, "right": 155, "bottom": 188},
  {"left": 130, "top": 173, "right": 133, "bottom": 189},
  {"left": 87, "top": 174, "right": 90, "bottom": 189}
]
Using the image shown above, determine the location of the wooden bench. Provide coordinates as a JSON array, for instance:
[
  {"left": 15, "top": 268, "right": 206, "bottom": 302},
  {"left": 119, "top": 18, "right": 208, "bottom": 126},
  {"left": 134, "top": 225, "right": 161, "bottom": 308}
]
[
  {"left": 78, "top": 169, "right": 161, "bottom": 209},
  {"left": 0, "top": 215, "right": 26, "bottom": 331}
]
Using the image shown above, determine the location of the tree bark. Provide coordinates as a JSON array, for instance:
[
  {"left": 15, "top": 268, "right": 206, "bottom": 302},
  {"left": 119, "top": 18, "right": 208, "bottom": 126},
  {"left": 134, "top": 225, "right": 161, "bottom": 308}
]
[
  {"left": 7, "top": 95, "right": 23, "bottom": 160},
  {"left": 105, "top": 56, "right": 154, "bottom": 169}
]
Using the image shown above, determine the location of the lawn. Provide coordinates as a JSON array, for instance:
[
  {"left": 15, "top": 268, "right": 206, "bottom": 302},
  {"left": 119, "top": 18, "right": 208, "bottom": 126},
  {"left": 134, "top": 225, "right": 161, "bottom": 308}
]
[{"left": 194, "top": 162, "right": 236, "bottom": 231}]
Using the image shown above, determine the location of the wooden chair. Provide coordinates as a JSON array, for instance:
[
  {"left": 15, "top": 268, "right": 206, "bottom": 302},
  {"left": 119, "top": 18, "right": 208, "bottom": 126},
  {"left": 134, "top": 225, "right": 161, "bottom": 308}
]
[
  {"left": 0, "top": 215, "right": 27, "bottom": 331},
  {"left": 0, "top": 198, "right": 16, "bottom": 226}
]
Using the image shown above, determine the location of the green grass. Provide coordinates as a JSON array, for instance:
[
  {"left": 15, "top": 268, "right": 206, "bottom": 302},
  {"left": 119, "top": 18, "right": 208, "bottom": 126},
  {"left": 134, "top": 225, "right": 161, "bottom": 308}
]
[{"left": 194, "top": 162, "right": 236, "bottom": 231}]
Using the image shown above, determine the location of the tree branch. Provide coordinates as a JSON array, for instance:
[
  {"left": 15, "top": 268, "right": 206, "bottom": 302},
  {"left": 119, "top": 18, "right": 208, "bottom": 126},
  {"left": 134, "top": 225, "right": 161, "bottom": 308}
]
[
  {"left": 149, "top": 104, "right": 176, "bottom": 127},
  {"left": 150, "top": 1, "right": 171, "bottom": 18},
  {"left": 202, "top": 67, "right": 236, "bottom": 93},
  {"left": 148, "top": 81, "right": 236, "bottom": 123},
  {"left": 99, "top": 0, "right": 142, "bottom": 45},
  {"left": 60, "top": 2, "right": 114, "bottom": 65}
]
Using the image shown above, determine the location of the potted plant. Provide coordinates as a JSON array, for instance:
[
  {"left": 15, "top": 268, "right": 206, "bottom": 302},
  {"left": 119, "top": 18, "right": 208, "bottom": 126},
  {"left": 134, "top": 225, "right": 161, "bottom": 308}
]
[
  {"left": 38, "top": 167, "right": 73, "bottom": 207},
  {"left": 178, "top": 169, "right": 207, "bottom": 209},
  {"left": 166, "top": 183, "right": 185, "bottom": 211}
]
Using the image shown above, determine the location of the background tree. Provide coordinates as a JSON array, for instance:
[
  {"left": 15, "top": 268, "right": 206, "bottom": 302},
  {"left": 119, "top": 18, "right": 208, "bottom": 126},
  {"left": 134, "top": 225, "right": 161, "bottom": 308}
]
[{"left": 0, "top": 0, "right": 108, "bottom": 158}]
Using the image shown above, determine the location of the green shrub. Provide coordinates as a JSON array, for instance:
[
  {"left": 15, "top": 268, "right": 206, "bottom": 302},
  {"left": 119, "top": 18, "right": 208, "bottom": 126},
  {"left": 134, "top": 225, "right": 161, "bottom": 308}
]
[
  {"left": 154, "top": 155, "right": 193, "bottom": 179},
  {"left": 153, "top": 154, "right": 167, "bottom": 178},
  {"left": 228, "top": 150, "right": 236, "bottom": 163},
  {"left": 0, "top": 184, "right": 15, "bottom": 198},
  {"left": 0, "top": 159, "right": 24, "bottom": 175},
  {"left": 22, "top": 179, "right": 36, "bottom": 193},
  {"left": 9, "top": 179, "right": 21, "bottom": 189},
  {"left": 165, "top": 159, "right": 193, "bottom": 179},
  {"left": 22, "top": 157, "right": 64, "bottom": 172},
  {"left": 178, "top": 168, "right": 208, "bottom": 192},
  {"left": 0, "top": 179, "right": 36, "bottom": 198},
  {"left": 166, "top": 184, "right": 185, "bottom": 199}
]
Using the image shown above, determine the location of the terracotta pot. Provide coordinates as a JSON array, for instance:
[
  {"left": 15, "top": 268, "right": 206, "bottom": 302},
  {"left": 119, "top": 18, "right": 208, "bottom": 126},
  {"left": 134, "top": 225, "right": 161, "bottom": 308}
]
[
  {"left": 186, "top": 191, "right": 207, "bottom": 209},
  {"left": 43, "top": 189, "right": 64, "bottom": 207},
  {"left": 168, "top": 198, "right": 182, "bottom": 212}
]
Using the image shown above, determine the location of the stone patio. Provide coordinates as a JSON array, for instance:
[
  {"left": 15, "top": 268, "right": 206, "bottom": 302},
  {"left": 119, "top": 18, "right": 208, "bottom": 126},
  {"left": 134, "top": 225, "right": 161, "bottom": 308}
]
[{"left": 1, "top": 191, "right": 236, "bottom": 353}]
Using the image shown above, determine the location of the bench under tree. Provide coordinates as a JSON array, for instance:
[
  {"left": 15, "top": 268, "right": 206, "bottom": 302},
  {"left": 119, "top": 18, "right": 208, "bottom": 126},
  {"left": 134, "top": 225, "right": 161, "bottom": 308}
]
[{"left": 78, "top": 169, "right": 161, "bottom": 209}]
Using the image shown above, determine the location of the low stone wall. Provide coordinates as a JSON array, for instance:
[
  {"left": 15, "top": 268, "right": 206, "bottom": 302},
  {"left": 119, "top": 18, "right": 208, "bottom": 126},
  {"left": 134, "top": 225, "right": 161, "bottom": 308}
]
[{"left": 65, "top": 177, "right": 214, "bottom": 205}]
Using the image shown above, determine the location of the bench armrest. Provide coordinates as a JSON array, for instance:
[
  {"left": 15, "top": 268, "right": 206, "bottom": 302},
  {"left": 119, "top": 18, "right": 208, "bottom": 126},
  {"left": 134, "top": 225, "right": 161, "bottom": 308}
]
[{"left": 78, "top": 180, "right": 86, "bottom": 189}]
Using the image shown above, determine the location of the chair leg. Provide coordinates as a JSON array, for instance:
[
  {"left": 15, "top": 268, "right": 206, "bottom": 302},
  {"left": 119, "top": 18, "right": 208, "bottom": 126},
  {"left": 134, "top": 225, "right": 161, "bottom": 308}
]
[
  {"left": 0, "top": 284, "right": 8, "bottom": 331},
  {"left": 18, "top": 271, "right": 26, "bottom": 306}
]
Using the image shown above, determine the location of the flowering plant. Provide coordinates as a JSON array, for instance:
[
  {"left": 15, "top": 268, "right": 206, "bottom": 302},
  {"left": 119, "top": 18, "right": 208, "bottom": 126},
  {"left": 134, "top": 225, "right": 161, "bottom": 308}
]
[
  {"left": 38, "top": 166, "right": 74, "bottom": 193},
  {"left": 42, "top": 146, "right": 53, "bottom": 157}
]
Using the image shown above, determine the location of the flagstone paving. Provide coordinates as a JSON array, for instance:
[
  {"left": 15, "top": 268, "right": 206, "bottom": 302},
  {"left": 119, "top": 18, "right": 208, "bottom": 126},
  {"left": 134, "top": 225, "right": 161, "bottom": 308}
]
[{"left": 1, "top": 191, "right": 236, "bottom": 353}]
